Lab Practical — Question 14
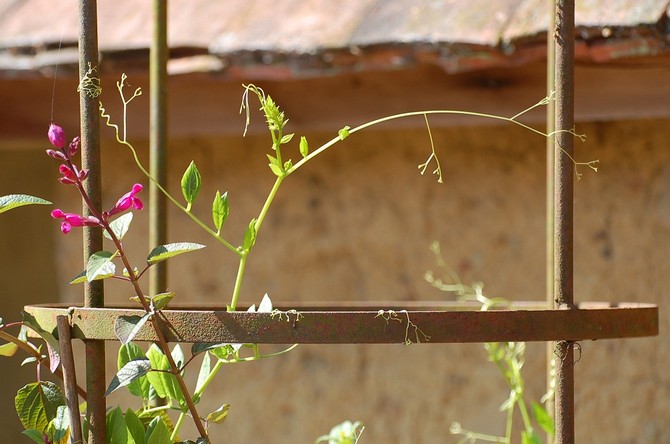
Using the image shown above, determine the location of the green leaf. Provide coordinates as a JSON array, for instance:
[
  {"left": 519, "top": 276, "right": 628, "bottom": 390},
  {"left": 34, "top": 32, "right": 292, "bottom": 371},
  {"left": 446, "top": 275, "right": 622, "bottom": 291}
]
[
  {"left": 191, "top": 342, "right": 227, "bottom": 356},
  {"left": 181, "top": 161, "right": 202, "bottom": 208},
  {"left": 118, "top": 343, "right": 151, "bottom": 399},
  {"left": 280, "top": 133, "right": 294, "bottom": 144},
  {"left": 211, "top": 191, "right": 229, "bottom": 232},
  {"left": 104, "top": 213, "right": 134, "bottom": 241},
  {"left": 115, "top": 314, "right": 150, "bottom": 345},
  {"left": 338, "top": 125, "right": 351, "bottom": 140},
  {"left": 125, "top": 408, "right": 146, "bottom": 444},
  {"left": 48, "top": 405, "right": 70, "bottom": 444},
  {"left": 193, "top": 353, "right": 211, "bottom": 404},
  {"left": 206, "top": 404, "right": 230, "bottom": 425},
  {"left": 86, "top": 251, "right": 117, "bottom": 282},
  {"left": 146, "top": 345, "right": 176, "bottom": 401},
  {"left": 0, "top": 340, "right": 18, "bottom": 357},
  {"left": 146, "top": 416, "right": 171, "bottom": 444},
  {"left": 147, "top": 242, "right": 206, "bottom": 265},
  {"left": 266, "top": 154, "right": 284, "bottom": 176},
  {"left": 283, "top": 159, "right": 293, "bottom": 171},
  {"left": 532, "top": 401, "right": 555, "bottom": 435},
  {"left": 106, "top": 406, "right": 129, "bottom": 444},
  {"left": 106, "top": 358, "right": 152, "bottom": 397},
  {"left": 0, "top": 194, "right": 51, "bottom": 214},
  {"left": 21, "top": 311, "right": 60, "bottom": 372},
  {"left": 299, "top": 136, "right": 309, "bottom": 158},
  {"left": 242, "top": 219, "right": 257, "bottom": 251},
  {"left": 22, "top": 429, "right": 45, "bottom": 444},
  {"left": 151, "top": 292, "right": 175, "bottom": 311},
  {"left": 69, "top": 270, "right": 87, "bottom": 285},
  {"left": 15, "top": 381, "right": 65, "bottom": 433},
  {"left": 521, "top": 429, "right": 542, "bottom": 444}
]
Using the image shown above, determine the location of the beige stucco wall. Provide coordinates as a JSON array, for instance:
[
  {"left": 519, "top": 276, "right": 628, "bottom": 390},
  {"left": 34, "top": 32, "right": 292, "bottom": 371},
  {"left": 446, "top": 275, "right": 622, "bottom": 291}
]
[{"left": 1, "top": 117, "right": 667, "bottom": 442}]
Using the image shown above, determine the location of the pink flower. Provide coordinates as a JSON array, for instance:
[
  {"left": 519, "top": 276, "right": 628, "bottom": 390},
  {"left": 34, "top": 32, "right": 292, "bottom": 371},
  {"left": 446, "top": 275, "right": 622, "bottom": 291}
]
[
  {"left": 57, "top": 164, "right": 89, "bottom": 185},
  {"left": 51, "top": 209, "right": 101, "bottom": 234},
  {"left": 106, "top": 184, "right": 144, "bottom": 217},
  {"left": 48, "top": 124, "right": 66, "bottom": 149}
]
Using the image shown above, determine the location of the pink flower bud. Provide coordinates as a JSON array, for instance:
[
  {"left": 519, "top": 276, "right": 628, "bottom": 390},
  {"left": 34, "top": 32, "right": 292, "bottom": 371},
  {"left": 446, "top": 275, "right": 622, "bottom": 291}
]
[
  {"left": 48, "top": 124, "right": 66, "bottom": 149},
  {"left": 69, "top": 136, "right": 81, "bottom": 156},
  {"left": 46, "top": 149, "right": 67, "bottom": 160}
]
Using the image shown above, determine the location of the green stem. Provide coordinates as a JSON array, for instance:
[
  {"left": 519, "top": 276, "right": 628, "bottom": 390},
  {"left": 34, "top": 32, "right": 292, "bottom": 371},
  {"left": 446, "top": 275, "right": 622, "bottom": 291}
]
[
  {"left": 229, "top": 252, "right": 248, "bottom": 310},
  {"left": 255, "top": 176, "right": 283, "bottom": 234},
  {"left": 171, "top": 411, "right": 187, "bottom": 441}
]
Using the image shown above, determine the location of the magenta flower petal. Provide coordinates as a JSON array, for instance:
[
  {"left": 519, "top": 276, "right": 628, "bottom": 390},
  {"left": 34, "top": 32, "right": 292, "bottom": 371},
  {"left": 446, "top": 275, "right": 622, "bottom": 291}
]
[
  {"left": 107, "top": 183, "right": 144, "bottom": 216},
  {"left": 51, "top": 209, "right": 101, "bottom": 234},
  {"left": 48, "top": 124, "right": 66, "bottom": 149}
]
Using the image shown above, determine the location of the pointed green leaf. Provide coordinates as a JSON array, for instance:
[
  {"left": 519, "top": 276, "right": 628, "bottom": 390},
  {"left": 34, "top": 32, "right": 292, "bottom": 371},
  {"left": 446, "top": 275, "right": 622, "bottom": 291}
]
[
  {"left": 106, "top": 406, "right": 129, "bottom": 444},
  {"left": 0, "top": 340, "right": 18, "bottom": 357},
  {"left": 299, "top": 136, "right": 309, "bottom": 158},
  {"left": 146, "top": 345, "right": 170, "bottom": 399},
  {"left": 206, "top": 404, "right": 230, "bottom": 425},
  {"left": 280, "top": 133, "right": 294, "bottom": 144},
  {"left": 338, "top": 125, "right": 351, "bottom": 140},
  {"left": 181, "top": 161, "right": 202, "bottom": 208},
  {"left": 104, "top": 213, "right": 134, "bottom": 241},
  {"left": 243, "top": 219, "right": 257, "bottom": 251},
  {"left": 146, "top": 416, "right": 170, "bottom": 444},
  {"left": 266, "top": 154, "right": 284, "bottom": 176},
  {"left": 521, "top": 430, "right": 542, "bottom": 444},
  {"left": 532, "top": 401, "right": 555, "bottom": 435},
  {"left": 115, "top": 314, "right": 150, "bottom": 345},
  {"left": 86, "top": 251, "right": 117, "bottom": 282},
  {"left": 125, "top": 408, "right": 146, "bottom": 444},
  {"left": 106, "top": 358, "right": 152, "bottom": 397},
  {"left": 151, "top": 292, "right": 175, "bottom": 311},
  {"left": 15, "top": 381, "right": 64, "bottom": 433},
  {"left": 118, "top": 343, "right": 151, "bottom": 399},
  {"left": 48, "top": 405, "right": 70, "bottom": 444},
  {"left": 0, "top": 194, "right": 51, "bottom": 214},
  {"left": 194, "top": 353, "right": 211, "bottom": 402},
  {"left": 69, "top": 270, "right": 87, "bottom": 285},
  {"left": 147, "top": 242, "right": 206, "bottom": 265},
  {"left": 211, "top": 191, "right": 229, "bottom": 232}
]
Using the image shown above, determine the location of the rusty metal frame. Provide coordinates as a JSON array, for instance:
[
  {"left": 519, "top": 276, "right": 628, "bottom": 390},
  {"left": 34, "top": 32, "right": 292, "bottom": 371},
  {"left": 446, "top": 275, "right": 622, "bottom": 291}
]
[
  {"left": 36, "top": 1, "right": 659, "bottom": 443},
  {"left": 26, "top": 302, "right": 657, "bottom": 345}
]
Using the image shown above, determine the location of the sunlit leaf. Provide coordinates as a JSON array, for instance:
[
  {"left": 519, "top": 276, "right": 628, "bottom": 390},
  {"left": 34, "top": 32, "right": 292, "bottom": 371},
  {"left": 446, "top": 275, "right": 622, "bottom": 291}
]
[
  {"left": 147, "top": 242, "right": 206, "bottom": 265},
  {"left": 15, "top": 381, "right": 64, "bottom": 433},
  {"left": 104, "top": 212, "right": 134, "bottom": 241},
  {"left": 193, "top": 353, "right": 211, "bottom": 403},
  {"left": 106, "top": 406, "right": 129, "bottom": 444},
  {"left": 146, "top": 416, "right": 170, "bottom": 444},
  {"left": 106, "top": 358, "right": 152, "bottom": 397},
  {"left": 0, "top": 340, "right": 18, "bottom": 357},
  {"left": 86, "top": 251, "right": 117, "bottom": 282},
  {"left": 205, "top": 404, "right": 230, "bottom": 425},
  {"left": 0, "top": 194, "right": 51, "bottom": 214},
  {"left": 151, "top": 292, "right": 175, "bottom": 311},
  {"left": 211, "top": 191, "right": 229, "bottom": 232},
  {"left": 280, "top": 133, "right": 294, "bottom": 144},
  {"left": 118, "top": 343, "right": 151, "bottom": 399},
  {"left": 242, "top": 219, "right": 257, "bottom": 251},
  {"left": 48, "top": 405, "right": 70, "bottom": 444},
  {"left": 299, "top": 136, "right": 309, "bottom": 158},
  {"left": 181, "top": 161, "right": 202, "bottom": 208},
  {"left": 115, "top": 314, "right": 150, "bottom": 345},
  {"left": 125, "top": 408, "right": 146, "bottom": 444}
]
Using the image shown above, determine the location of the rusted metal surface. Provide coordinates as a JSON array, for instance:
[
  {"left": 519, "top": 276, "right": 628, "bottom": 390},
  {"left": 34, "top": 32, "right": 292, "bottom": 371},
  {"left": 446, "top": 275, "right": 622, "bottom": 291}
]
[
  {"left": 78, "top": 1, "right": 106, "bottom": 442},
  {"left": 149, "top": 0, "right": 169, "bottom": 298},
  {"left": 24, "top": 302, "right": 658, "bottom": 344},
  {"left": 56, "top": 316, "right": 84, "bottom": 444},
  {"left": 553, "top": 1, "right": 576, "bottom": 442}
]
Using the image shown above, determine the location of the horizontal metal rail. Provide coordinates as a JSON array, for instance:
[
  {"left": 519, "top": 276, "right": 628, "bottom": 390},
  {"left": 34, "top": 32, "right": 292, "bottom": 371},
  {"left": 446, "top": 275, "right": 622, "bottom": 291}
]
[{"left": 25, "top": 302, "right": 657, "bottom": 344}]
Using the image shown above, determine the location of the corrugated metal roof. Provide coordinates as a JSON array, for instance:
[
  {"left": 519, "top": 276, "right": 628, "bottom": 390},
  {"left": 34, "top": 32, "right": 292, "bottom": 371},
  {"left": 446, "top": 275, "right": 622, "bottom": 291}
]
[{"left": 0, "top": 0, "right": 668, "bottom": 78}]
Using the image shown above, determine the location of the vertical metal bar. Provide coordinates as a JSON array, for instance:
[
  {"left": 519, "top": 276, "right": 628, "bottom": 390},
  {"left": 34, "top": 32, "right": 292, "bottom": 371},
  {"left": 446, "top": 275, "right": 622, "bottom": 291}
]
[
  {"left": 545, "top": 2, "right": 557, "bottom": 443},
  {"left": 57, "top": 316, "right": 84, "bottom": 444},
  {"left": 150, "top": 0, "right": 169, "bottom": 298},
  {"left": 553, "top": 1, "right": 575, "bottom": 443},
  {"left": 78, "top": 0, "right": 106, "bottom": 442}
]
